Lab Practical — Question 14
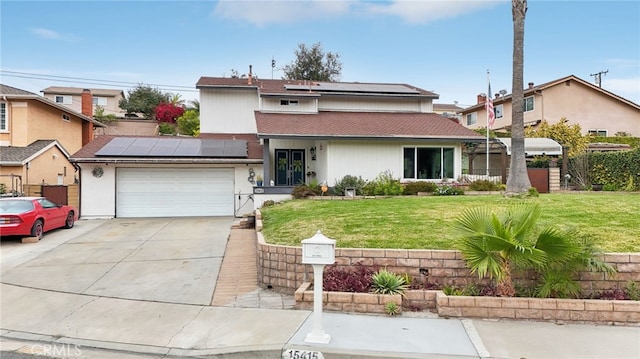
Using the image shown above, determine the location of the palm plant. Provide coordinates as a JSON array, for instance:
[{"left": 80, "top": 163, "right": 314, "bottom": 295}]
[{"left": 454, "top": 203, "right": 580, "bottom": 297}]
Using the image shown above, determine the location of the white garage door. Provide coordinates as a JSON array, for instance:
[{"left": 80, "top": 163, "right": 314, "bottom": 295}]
[{"left": 117, "top": 168, "right": 234, "bottom": 217}]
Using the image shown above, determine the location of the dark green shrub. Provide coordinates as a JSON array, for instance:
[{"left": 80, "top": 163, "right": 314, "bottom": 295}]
[
  {"left": 402, "top": 181, "right": 438, "bottom": 195},
  {"left": 158, "top": 122, "right": 176, "bottom": 135},
  {"left": 362, "top": 170, "right": 403, "bottom": 196},
  {"left": 527, "top": 155, "right": 552, "bottom": 168},
  {"left": 468, "top": 180, "right": 502, "bottom": 191},
  {"left": 333, "top": 175, "right": 367, "bottom": 196},
  {"left": 587, "top": 148, "right": 640, "bottom": 191},
  {"left": 291, "top": 184, "right": 321, "bottom": 199}
]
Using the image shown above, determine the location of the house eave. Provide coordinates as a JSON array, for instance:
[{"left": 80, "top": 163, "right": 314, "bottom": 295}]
[{"left": 69, "top": 157, "right": 263, "bottom": 165}]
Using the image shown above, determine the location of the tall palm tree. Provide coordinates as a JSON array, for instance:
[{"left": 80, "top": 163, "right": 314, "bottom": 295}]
[
  {"left": 506, "top": 0, "right": 532, "bottom": 194},
  {"left": 455, "top": 204, "right": 579, "bottom": 297}
]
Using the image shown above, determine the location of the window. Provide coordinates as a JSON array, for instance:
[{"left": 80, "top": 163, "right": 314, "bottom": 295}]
[
  {"left": 495, "top": 104, "right": 503, "bottom": 119},
  {"left": 92, "top": 97, "right": 108, "bottom": 106},
  {"left": 524, "top": 96, "right": 534, "bottom": 112},
  {"left": 55, "top": 95, "right": 72, "bottom": 104},
  {"left": 0, "top": 102, "right": 7, "bottom": 131},
  {"left": 403, "top": 147, "right": 454, "bottom": 180},
  {"left": 280, "top": 99, "right": 299, "bottom": 106},
  {"left": 588, "top": 129, "right": 607, "bottom": 137},
  {"left": 466, "top": 112, "right": 477, "bottom": 126},
  {"left": 62, "top": 114, "right": 70, "bottom": 122}
]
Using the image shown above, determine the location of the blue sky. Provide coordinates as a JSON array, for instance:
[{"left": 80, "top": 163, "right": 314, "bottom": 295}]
[{"left": 1, "top": 0, "right": 639, "bottom": 107}]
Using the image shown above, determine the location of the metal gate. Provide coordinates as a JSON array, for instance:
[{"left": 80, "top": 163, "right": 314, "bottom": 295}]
[
  {"left": 527, "top": 168, "right": 549, "bottom": 193},
  {"left": 42, "top": 185, "right": 68, "bottom": 205}
]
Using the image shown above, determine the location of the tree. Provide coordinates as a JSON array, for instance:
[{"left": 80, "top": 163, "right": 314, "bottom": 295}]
[
  {"left": 177, "top": 109, "right": 200, "bottom": 137},
  {"left": 186, "top": 99, "right": 200, "bottom": 114},
  {"left": 119, "top": 84, "right": 168, "bottom": 120},
  {"left": 282, "top": 42, "right": 342, "bottom": 82},
  {"left": 93, "top": 105, "right": 117, "bottom": 123},
  {"left": 455, "top": 204, "right": 581, "bottom": 297},
  {"left": 525, "top": 118, "right": 591, "bottom": 156},
  {"left": 506, "top": 0, "right": 531, "bottom": 194},
  {"left": 154, "top": 102, "right": 184, "bottom": 124}
]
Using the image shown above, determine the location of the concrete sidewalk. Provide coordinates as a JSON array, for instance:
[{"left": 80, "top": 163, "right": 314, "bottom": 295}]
[{"left": 1, "top": 221, "right": 639, "bottom": 359}]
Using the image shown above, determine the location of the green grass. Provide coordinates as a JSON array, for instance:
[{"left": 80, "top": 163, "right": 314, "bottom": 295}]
[{"left": 260, "top": 193, "right": 640, "bottom": 253}]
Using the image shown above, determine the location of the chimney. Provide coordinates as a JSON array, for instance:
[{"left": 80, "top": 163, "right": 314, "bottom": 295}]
[
  {"left": 528, "top": 82, "right": 534, "bottom": 89},
  {"left": 81, "top": 89, "right": 93, "bottom": 117},
  {"left": 477, "top": 93, "right": 486, "bottom": 104},
  {"left": 248, "top": 65, "right": 253, "bottom": 85}
]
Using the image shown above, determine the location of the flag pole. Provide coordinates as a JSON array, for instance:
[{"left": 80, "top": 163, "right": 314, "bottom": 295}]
[{"left": 486, "top": 70, "right": 490, "bottom": 177}]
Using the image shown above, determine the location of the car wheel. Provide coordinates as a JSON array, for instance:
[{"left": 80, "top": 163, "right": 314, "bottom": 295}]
[
  {"left": 31, "top": 219, "right": 44, "bottom": 240},
  {"left": 64, "top": 212, "right": 75, "bottom": 229}
]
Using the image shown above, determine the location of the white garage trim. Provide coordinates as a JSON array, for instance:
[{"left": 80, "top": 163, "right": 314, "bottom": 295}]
[{"left": 116, "top": 168, "right": 234, "bottom": 217}]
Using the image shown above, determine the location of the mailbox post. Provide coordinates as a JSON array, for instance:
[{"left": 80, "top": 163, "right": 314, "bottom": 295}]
[{"left": 301, "top": 230, "right": 336, "bottom": 344}]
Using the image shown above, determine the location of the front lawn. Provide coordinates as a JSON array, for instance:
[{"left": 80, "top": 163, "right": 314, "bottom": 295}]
[{"left": 259, "top": 193, "right": 640, "bottom": 252}]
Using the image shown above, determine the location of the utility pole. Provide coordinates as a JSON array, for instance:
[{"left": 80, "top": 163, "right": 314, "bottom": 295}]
[{"left": 590, "top": 70, "right": 608, "bottom": 88}]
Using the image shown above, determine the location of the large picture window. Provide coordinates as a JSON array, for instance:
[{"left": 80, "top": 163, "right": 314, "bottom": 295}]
[{"left": 403, "top": 147, "right": 454, "bottom": 180}]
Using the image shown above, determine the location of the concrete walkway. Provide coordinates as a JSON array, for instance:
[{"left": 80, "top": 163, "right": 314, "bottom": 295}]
[{"left": 1, "top": 218, "right": 639, "bottom": 359}]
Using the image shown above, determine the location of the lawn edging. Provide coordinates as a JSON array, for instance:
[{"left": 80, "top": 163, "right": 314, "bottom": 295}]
[{"left": 295, "top": 282, "right": 402, "bottom": 315}]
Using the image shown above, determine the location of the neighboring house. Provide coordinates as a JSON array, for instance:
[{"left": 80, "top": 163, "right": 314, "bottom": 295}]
[
  {"left": 0, "top": 84, "right": 105, "bottom": 193},
  {"left": 460, "top": 75, "right": 640, "bottom": 137},
  {"left": 433, "top": 103, "right": 464, "bottom": 123},
  {"left": 71, "top": 74, "right": 483, "bottom": 219},
  {"left": 41, "top": 86, "right": 127, "bottom": 118}
]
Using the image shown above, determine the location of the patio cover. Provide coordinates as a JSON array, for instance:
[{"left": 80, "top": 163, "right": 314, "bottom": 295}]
[{"left": 496, "top": 138, "right": 563, "bottom": 156}]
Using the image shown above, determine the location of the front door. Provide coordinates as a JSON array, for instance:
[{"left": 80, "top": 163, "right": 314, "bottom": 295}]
[{"left": 275, "top": 149, "right": 305, "bottom": 186}]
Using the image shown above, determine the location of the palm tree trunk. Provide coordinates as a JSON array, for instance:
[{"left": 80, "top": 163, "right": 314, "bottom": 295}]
[
  {"left": 498, "top": 259, "right": 517, "bottom": 297},
  {"left": 506, "top": 0, "right": 532, "bottom": 195}
]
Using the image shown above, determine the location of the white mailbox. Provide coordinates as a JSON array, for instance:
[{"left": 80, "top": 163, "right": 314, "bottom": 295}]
[{"left": 302, "top": 230, "right": 336, "bottom": 265}]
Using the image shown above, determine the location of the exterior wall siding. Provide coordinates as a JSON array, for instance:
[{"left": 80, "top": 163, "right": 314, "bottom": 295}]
[
  {"left": 200, "top": 88, "right": 259, "bottom": 133},
  {"left": 318, "top": 97, "right": 428, "bottom": 112},
  {"left": 26, "top": 101, "right": 84, "bottom": 153},
  {"left": 326, "top": 141, "right": 401, "bottom": 184},
  {"left": 260, "top": 97, "right": 317, "bottom": 113}
]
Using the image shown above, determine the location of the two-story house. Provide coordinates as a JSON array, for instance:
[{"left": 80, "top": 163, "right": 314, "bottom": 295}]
[
  {"left": 41, "top": 86, "right": 127, "bottom": 118},
  {"left": 70, "top": 73, "right": 483, "bottom": 219},
  {"left": 0, "top": 85, "right": 105, "bottom": 195},
  {"left": 461, "top": 75, "right": 640, "bottom": 136}
]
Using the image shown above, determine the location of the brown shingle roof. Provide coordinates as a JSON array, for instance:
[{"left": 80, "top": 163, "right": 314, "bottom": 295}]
[
  {"left": 0, "top": 84, "right": 38, "bottom": 95},
  {"left": 255, "top": 111, "right": 484, "bottom": 140},
  {"left": 41, "top": 86, "right": 124, "bottom": 97}
]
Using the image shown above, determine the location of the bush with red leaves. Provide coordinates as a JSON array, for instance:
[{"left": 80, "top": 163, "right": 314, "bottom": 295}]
[
  {"left": 155, "top": 102, "right": 184, "bottom": 124},
  {"left": 322, "top": 264, "right": 377, "bottom": 293}
]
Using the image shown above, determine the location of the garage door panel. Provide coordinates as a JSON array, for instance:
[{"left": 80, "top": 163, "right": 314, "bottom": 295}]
[{"left": 117, "top": 168, "right": 234, "bottom": 217}]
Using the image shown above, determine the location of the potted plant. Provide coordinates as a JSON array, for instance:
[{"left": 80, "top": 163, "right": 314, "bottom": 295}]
[{"left": 256, "top": 175, "right": 263, "bottom": 187}]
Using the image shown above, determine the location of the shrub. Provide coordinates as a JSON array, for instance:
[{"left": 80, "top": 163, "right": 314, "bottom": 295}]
[
  {"left": 291, "top": 184, "right": 321, "bottom": 199},
  {"left": 363, "top": 170, "right": 403, "bottom": 196},
  {"left": 433, "top": 184, "right": 464, "bottom": 196},
  {"left": 261, "top": 200, "right": 275, "bottom": 207},
  {"left": 371, "top": 269, "right": 408, "bottom": 295},
  {"left": 402, "top": 181, "right": 438, "bottom": 195},
  {"left": 384, "top": 302, "right": 400, "bottom": 316},
  {"left": 333, "top": 175, "right": 367, "bottom": 196},
  {"left": 468, "top": 180, "right": 502, "bottom": 191},
  {"left": 158, "top": 122, "right": 176, "bottom": 135},
  {"left": 323, "top": 264, "right": 375, "bottom": 293}
]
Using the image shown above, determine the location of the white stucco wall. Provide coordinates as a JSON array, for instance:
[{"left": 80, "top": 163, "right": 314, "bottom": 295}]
[{"left": 200, "top": 88, "right": 259, "bottom": 133}]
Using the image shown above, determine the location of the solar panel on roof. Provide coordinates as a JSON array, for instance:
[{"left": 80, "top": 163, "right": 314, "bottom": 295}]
[
  {"left": 95, "top": 138, "right": 247, "bottom": 158},
  {"left": 283, "top": 82, "right": 420, "bottom": 94}
]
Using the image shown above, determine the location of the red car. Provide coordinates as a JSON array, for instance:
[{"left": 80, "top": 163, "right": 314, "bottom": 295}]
[{"left": 0, "top": 197, "right": 78, "bottom": 240}]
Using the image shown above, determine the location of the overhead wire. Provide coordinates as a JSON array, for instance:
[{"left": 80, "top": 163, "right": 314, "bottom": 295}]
[{"left": 0, "top": 70, "right": 199, "bottom": 93}]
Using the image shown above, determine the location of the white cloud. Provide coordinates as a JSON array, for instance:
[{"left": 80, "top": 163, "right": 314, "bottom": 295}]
[
  {"left": 362, "top": 0, "right": 503, "bottom": 24},
  {"left": 30, "top": 27, "right": 79, "bottom": 41},
  {"left": 213, "top": 0, "right": 352, "bottom": 26}
]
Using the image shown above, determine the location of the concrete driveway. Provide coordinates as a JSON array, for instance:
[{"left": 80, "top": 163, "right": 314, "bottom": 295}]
[{"left": 1, "top": 217, "right": 233, "bottom": 305}]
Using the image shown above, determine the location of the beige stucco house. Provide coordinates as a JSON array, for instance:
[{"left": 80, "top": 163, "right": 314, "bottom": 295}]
[
  {"left": 461, "top": 75, "right": 640, "bottom": 137},
  {"left": 0, "top": 84, "right": 105, "bottom": 194},
  {"left": 41, "top": 86, "right": 127, "bottom": 118}
]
